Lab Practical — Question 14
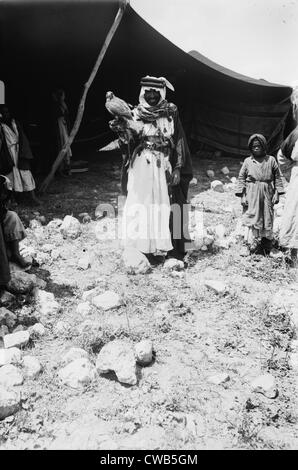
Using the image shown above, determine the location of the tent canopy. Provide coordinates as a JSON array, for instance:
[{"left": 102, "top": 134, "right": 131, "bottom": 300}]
[{"left": 0, "top": 0, "right": 293, "bottom": 156}]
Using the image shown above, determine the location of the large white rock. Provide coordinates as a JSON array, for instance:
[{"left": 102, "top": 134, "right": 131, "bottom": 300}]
[
  {"left": 0, "top": 307, "right": 17, "bottom": 329},
  {"left": 7, "top": 271, "right": 37, "bottom": 294},
  {"left": 250, "top": 374, "right": 278, "bottom": 398},
  {"left": 96, "top": 340, "right": 137, "bottom": 385},
  {"left": 0, "top": 386, "right": 21, "bottom": 420},
  {"left": 35, "top": 290, "right": 60, "bottom": 319},
  {"left": 0, "top": 364, "right": 24, "bottom": 387},
  {"left": 3, "top": 330, "right": 30, "bottom": 349},
  {"left": 204, "top": 280, "right": 227, "bottom": 295},
  {"left": 0, "top": 348, "right": 22, "bottom": 367},
  {"left": 76, "top": 302, "right": 92, "bottom": 316},
  {"left": 58, "top": 358, "right": 96, "bottom": 389},
  {"left": 135, "top": 340, "right": 153, "bottom": 365},
  {"left": 163, "top": 258, "right": 184, "bottom": 271},
  {"left": 60, "top": 348, "right": 89, "bottom": 366},
  {"left": 122, "top": 248, "right": 151, "bottom": 275},
  {"left": 60, "top": 215, "right": 82, "bottom": 239},
  {"left": 92, "top": 291, "right": 122, "bottom": 311},
  {"left": 22, "top": 356, "right": 42, "bottom": 379},
  {"left": 211, "top": 180, "right": 224, "bottom": 193}
]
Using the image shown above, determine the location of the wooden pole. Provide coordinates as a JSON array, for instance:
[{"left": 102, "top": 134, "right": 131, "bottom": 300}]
[{"left": 39, "top": 1, "right": 127, "bottom": 193}]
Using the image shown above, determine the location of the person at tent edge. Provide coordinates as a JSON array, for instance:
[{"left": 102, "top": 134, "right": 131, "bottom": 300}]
[
  {"left": 0, "top": 174, "right": 31, "bottom": 295},
  {"left": 109, "top": 75, "right": 193, "bottom": 264},
  {"left": 235, "top": 134, "right": 285, "bottom": 256},
  {"left": 0, "top": 104, "right": 40, "bottom": 205}
]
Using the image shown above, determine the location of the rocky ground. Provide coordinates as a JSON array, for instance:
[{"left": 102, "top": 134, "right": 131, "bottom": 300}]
[{"left": 0, "top": 151, "right": 298, "bottom": 450}]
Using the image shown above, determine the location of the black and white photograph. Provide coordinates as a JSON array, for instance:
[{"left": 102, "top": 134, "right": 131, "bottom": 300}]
[{"left": 0, "top": 0, "right": 298, "bottom": 452}]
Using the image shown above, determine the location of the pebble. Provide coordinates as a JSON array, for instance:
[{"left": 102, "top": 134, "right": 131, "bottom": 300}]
[
  {"left": 204, "top": 280, "right": 227, "bottom": 295},
  {"left": 58, "top": 358, "right": 96, "bottom": 389},
  {"left": 211, "top": 180, "right": 224, "bottom": 193},
  {"left": 122, "top": 247, "right": 151, "bottom": 275},
  {"left": 76, "top": 302, "right": 92, "bottom": 316},
  {"left": 250, "top": 373, "right": 278, "bottom": 399},
  {"left": 22, "top": 356, "right": 42, "bottom": 379},
  {"left": 0, "top": 348, "right": 22, "bottom": 367},
  {"left": 96, "top": 340, "right": 137, "bottom": 385},
  {"left": 0, "top": 386, "right": 21, "bottom": 420},
  {"left": 206, "top": 170, "right": 215, "bottom": 178},
  {"left": 135, "top": 340, "right": 153, "bottom": 365},
  {"left": 92, "top": 291, "right": 122, "bottom": 311},
  {"left": 208, "top": 373, "right": 230, "bottom": 385}
]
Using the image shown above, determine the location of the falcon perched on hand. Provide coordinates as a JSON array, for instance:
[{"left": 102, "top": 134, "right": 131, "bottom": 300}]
[{"left": 105, "top": 91, "right": 133, "bottom": 120}]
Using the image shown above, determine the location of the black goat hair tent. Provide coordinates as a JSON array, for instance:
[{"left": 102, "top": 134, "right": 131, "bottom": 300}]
[{"left": 0, "top": 0, "right": 293, "bottom": 157}]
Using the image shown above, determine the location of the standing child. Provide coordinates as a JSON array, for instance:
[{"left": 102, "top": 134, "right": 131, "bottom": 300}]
[{"left": 235, "top": 134, "right": 285, "bottom": 255}]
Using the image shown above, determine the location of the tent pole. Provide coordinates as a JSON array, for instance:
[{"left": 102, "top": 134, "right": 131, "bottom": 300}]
[{"left": 39, "top": 0, "right": 128, "bottom": 193}]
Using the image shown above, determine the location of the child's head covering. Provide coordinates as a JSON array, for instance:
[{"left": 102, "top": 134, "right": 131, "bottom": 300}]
[{"left": 248, "top": 134, "right": 267, "bottom": 151}]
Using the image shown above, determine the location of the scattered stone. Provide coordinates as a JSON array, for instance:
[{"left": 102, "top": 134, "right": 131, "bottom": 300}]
[
  {"left": 29, "top": 219, "right": 42, "bottom": 230},
  {"left": 51, "top": 249, "right": 61, "bottom": 261},
  {"left": 122, "top": 247, "right": 151, "bottom": 275},
  {"left": 208, "top": 373, "right": 230, "bottom": 385},
  {"left": 35, "top": 290, "right": 60, "bottom": 319},
  {"left": 0, "top": 348, "right": 22, "bottom": 367},
  {"left": 22, "top": 356, "right": 42, "bottom": 379},
  {"left": 96, "top": 340, "right": 137, "bottom": 385},
  {"left": 58, "top": 358, "right": 96, "bottom": 389},
  {"left": 3, "top": 330, "right": 30, "bottom": 349},
  {"left": 6, "top": 271, "right": 37, "bottom": 294},
  {"left": 60, "top": 215, "right": 82, "bottom": 239},
  {"left": 206, "top": 169, "right": 215, "bottom": 178},
  {"left": 0, "top": 291, "right": 16, "bottom": 307},
  {"left": 230, "top": 176, "right": 237, "bottom": 184},
  {"left": 76, "top": 302, "right": 92, "bottom": 316},
  {"left": 250, "top": 373, "right": 278, "bottom": 399},
  {"left": 0, "top": 386, "right": 21, "bottom": 420},
  {"left": 135, "top": 340, "right": 153, "bottom": 365},
  {"left": 0, "top": 364, "right": 24, "bottom": 387},
  {"left": 61, "top": 348, "right": 89, "bottom": 366},
  {"left": 211, "top": 180, "right": 224, "bottom": 193},
  {"left": 203, "top": 234, "right": 214, "bottom": 247},
  {"left": 77, "top": 255, "right": 91, "bottom": 270},
  {"left": 30, "top": 323, "right": 46, "bottom": 338},
  {"left": 163, "top": 258, "right": 184, "bottom": 271},
  {"left": 47, "top": 218, "right": 63, "bottom": 230},
  {"left": 92, "top": 291, "right": 122, "bottom": 311},
  {"left": 221, "top": 166, "right": 230, "bottom": 175},
  {"left": 204, "top": 280, "right": 227, "bottom": 295},
  {"left": 189, "top": 177, "right": 198, "bottom": 186}
]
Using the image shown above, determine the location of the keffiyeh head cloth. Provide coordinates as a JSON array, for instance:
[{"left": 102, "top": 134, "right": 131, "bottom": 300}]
[{"left": 136, "top": 75, "right": 176, "bottom": 121}]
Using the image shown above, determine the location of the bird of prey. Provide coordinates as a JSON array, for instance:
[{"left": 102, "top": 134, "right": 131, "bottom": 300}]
[{"left": 105, "top": 91, "right": 133, "bottom": 120}]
